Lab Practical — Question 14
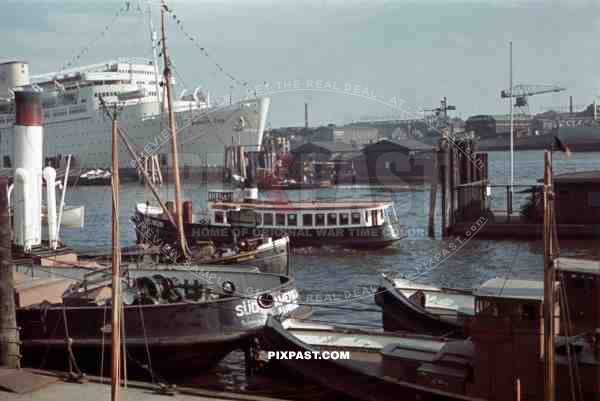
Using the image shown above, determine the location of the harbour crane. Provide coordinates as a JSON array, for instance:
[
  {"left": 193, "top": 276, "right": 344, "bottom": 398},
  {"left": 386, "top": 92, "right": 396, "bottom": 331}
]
[{"left": 500, "top": 84, "right": 566, "bottom": 114}]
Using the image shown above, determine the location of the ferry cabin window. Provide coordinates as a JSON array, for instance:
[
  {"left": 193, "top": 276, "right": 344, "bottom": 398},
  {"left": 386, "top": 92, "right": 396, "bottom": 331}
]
[
  {"left": 315, "top": 213, "right": 325, "bottom": 226},
  {"left": 365, "top": 211, "right": 369, "bottom": 223},
  {"left": 276, "top": 213, "right": 286, "bottom": 226},
  {"left": 327, "top": 213, "right": 337, "bottom": 226},
  {"left": 339, "top": 213, "right": 349, "bottom": 225},
  {"left": 287, "top": 214, "right": 297, "bottom": 226},
  {"left": 263, "top": 213, "right": 274, "bottom": 226},
  {"left": 255, "top": 213, "right": 262, "bottom": 225},
  {"left": 214, "top": 211, "right": 224, "bottom": 224},
  {"left": 303, "top": 214, "right": 313, "bottom": 226},
  {"left": 352, "top": 212, "right": 361, "bottom": 225}
]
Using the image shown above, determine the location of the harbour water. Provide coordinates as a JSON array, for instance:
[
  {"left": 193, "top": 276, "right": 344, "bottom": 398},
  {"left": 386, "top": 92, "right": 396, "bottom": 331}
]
[{"left": 55, "top": 149, "right": 600, "bottom": 398}]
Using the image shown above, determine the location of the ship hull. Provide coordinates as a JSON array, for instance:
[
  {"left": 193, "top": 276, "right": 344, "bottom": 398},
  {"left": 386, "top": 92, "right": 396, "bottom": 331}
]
[
  {"left": 0, "top": 98, "right": 270, "bottom": 173},
  {"left": 17, "top": 270, "right": 300, "bottom": 379}
]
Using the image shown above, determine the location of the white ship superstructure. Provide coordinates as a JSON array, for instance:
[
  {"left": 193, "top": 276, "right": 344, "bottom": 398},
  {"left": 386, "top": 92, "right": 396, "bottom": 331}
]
[{"left": 0, "top": 59, "right": 270, "bottom": 176}]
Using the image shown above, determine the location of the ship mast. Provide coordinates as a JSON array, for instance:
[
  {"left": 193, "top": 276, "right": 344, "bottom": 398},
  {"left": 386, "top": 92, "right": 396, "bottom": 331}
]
[
  {"left": 160, "top": 0, "right": 189, "bottom": 259},
  {"left": 110, "top": 105, "right": 122, "bottom": 401},
  {"left": 542, "top": 150, "right": 556, "bottom": 401}
]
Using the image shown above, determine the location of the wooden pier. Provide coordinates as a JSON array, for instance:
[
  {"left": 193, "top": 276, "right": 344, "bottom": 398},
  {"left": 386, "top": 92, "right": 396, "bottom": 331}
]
[
  {"left": 437, "top": 135, "right": 600, "bottom": 239},
  {"left": 0, "top": 368, "right": 293, "bottom": 401}
]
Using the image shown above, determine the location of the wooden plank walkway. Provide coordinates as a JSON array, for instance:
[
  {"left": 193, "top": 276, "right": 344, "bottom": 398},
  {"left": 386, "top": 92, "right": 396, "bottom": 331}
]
[{"left": 1, "top": 369, "right": 293, "bottom": 401}]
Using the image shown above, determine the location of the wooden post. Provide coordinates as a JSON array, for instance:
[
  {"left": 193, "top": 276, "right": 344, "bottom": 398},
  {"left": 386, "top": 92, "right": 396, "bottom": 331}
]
[
  {"left": 110, "top": 111, "right": 122, "bottom": 401},
  {"left": 161, "top": 2, "right": 189, "bottom": 259},
  {"left": 543, "top": 150, "right": 556, "bottom": 401},
  {"left": 428, "top": 149, "right": 438, "bottom": 238},
  {"left": 0, "top": 176, "right": 19, "bottom": 369},
  {"left": 439, "top": 140, "right": 452, "bottom": 236},
  {"left": 449, "top": 141, "right": 455, "bottom": 227},
  {"left": 507, "top": 185, "right": 512, "bottom": 222}
]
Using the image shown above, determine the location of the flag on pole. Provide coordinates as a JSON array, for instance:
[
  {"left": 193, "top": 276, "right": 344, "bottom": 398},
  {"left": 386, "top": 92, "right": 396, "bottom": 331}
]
[{"left": 553, "top": 136, "right": 571, "bottom": 159}]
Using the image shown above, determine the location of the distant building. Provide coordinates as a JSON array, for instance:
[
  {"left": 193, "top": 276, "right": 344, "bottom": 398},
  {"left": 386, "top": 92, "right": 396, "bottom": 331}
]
[
  {"left": 355, "top": 138, "right": 435, "bottom": 184},
  {"left": 332, "top": 125, "right": 379, "bottom": 145},
  {"left": 289, "top": 141, "right": 361, "bottom": 181},
  {"left": 284, "top": 138, "right": 435, "bottom": 184}
]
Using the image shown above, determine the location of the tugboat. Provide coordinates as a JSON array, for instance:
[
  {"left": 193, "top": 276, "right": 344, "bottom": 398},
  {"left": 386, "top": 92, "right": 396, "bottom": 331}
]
[
  {"left": 17, "top": 265, "right": 303, "bottom": 377},
  {"left": 134, "top": 188, "right": 402, "bottom": 249}
]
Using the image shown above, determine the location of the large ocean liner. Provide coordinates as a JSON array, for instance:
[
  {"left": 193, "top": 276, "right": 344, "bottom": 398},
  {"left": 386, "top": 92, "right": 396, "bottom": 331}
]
[{"left": 0, "top": 59, "right": 270, "bottom": 178}]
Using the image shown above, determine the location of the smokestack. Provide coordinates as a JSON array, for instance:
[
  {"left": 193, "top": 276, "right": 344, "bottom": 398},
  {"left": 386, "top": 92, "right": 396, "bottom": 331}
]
[
  {"left": 305, "top": 102, "right": 308, "bottom": 129},
  {"left": 13, "top": 90, "right": 43, "bottom": 252},
  {"left": 569, "top": 96, "right": 573, "bottom": 114}
]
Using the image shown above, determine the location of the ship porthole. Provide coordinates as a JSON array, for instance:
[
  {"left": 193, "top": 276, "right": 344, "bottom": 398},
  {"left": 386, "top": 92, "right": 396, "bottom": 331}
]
[
  {"left": 222, "top": 281, "right": 236, "bottom": 295},
  {"left": 257, "top": 293, "right": 274, "bottom": 309}
]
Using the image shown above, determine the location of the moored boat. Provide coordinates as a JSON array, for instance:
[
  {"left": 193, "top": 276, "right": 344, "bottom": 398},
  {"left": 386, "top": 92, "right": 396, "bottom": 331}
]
[
  {"left": 262, "top": 265, "right": 600, "bottom": 401},
  {"left": 260, "top": 317, "right": 475, "bottom": 401},
  {"left": 17, "top": 266, "right": 304, "bottom": 378},
  {"left": 80, "top": 234, "right": 292, "bottom": 276},
  {"left": 375, "top": 274, "right": 473, "bottom": 337}
]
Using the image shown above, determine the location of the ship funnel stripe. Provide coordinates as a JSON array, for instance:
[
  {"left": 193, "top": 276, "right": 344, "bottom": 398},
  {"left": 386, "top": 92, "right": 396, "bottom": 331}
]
[{"left": 15, "top": 91, "right": 43, "bottom": 126}]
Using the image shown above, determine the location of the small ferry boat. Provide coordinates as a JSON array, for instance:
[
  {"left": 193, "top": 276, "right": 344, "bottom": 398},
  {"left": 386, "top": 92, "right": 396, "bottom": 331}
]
[{"left": 134, "top": 189, "right": 402, "bottom": 249}]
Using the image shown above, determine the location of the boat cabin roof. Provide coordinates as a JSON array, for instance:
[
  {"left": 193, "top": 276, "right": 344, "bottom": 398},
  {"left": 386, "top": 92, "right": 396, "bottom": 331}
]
[
  {"left": 474, "top": 278, "right": 543, "bottom": 301},
  {"left": 556, "top": 257, "right": 600, "bottom": 276},
  {"left": 212, "top": 200, "right": 392, "bottom": 211}
]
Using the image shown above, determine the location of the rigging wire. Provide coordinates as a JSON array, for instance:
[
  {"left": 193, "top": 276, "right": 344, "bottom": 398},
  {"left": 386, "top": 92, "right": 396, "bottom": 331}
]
[
  {"left": 58, "top": 1, "right": 135, "bottom": 73},
  {"left": 161, "top": 4, "right": 249, "bottom": 89}
]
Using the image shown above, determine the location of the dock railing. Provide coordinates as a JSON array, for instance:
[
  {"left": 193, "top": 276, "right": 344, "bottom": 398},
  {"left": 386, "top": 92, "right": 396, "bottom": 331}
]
[{"left": 453, "top": 181, "right": 541, "bottom": 224}]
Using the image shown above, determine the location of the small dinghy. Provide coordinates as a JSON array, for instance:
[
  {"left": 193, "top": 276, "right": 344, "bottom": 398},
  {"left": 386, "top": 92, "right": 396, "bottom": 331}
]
[
  {"left": 17, "top": 266, "right": 304, "bottom": 378},
  {"left": 375, "top": 274, "right": 474, "bottom": 337},
  {"left": 260, "top": 318, "right": 475, "bottom": 401}
]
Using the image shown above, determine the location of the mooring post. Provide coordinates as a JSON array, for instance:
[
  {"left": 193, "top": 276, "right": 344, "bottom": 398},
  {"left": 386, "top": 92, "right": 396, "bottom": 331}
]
[
  {"left": 428, "top": 148, "right": 438, "bottom": 238},
  {"left": 0, "top": 176, "right": 20, "bottom": 369},
  {"left": 439, "top": 139, "right": 452, "bottom": 236}
]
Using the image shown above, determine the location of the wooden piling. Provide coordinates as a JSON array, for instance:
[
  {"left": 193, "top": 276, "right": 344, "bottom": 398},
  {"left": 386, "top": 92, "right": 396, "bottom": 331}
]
[
  {"left": 0, "top": 176, "right": 20, "bottom": 368},
  {"left": 439, "top": 140, "right": 452, "bottom": 236},
  {"left": 428, "top": 149, "right": 438, "bottom": 238}
]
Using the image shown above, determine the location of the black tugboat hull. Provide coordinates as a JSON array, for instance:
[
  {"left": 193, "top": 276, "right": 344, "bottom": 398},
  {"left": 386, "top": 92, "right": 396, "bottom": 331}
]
[
  {"left": 374, "top": 279, "right": 466, "bottom": 337},
  {"left": 17, "top": 271, "right": 301, "bottom": 378},
  {"left": 133, "top": 210, "right": 400, "bottom": 249}
]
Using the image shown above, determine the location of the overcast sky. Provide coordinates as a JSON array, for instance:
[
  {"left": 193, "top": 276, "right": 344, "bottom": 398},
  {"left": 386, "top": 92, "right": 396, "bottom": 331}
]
[{"left": 3, "top": 0, "right": 600, "bottom": 126}]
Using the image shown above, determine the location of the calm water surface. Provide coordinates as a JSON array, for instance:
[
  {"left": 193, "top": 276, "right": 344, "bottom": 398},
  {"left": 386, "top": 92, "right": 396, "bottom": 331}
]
[{"left": 56, "top": 150, "right": 600, "bottom": 399}]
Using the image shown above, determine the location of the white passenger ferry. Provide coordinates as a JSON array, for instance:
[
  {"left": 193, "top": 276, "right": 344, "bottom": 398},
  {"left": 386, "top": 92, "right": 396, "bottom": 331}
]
[{"left": 134, "top": 190, "right": 402, "bottom": 249}]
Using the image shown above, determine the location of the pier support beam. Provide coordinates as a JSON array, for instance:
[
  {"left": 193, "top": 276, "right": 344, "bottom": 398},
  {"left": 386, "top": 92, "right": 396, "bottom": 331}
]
[
  {"left": 439, "top": 139, "right": 452, "bottom": 237},
  {"left": 428, "top": 150, "right": 438, "bottom": 238},
  {"left": 0, "top": 177, "right": 20, "bottom": 368}
]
